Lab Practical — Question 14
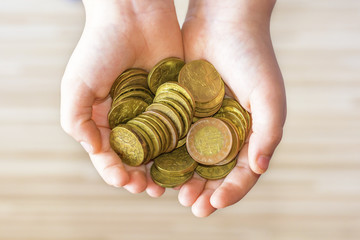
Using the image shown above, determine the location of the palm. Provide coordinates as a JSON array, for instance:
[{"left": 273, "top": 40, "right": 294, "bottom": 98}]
[
  {"left": 61, "top": 1, "right": 183, "bottom": 195},
  {"left": 178, "top": 11, "right": 286, "bottom": 216}
]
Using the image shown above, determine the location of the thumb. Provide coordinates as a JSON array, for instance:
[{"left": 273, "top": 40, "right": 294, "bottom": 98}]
[
  {"left": 248, "top": 84, "right": 286, "bottom": 174},
  {"left": 60, "top": 78, "right": 102, "bottom": 154}
]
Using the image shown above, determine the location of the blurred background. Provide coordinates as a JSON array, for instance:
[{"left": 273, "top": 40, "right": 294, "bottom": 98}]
[{"left": 0, "top": 0, "right": 359, "bottom": 239}]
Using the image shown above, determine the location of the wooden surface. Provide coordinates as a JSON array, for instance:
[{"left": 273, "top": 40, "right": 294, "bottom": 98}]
[{"left": 1, "top": 0, "right": 360, "bottom": 239}]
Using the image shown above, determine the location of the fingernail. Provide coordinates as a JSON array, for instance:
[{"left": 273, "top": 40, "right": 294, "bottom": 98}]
[
  {"left": 257, "top": 155, "right": 270, "bottom": 172},
  {"left": 80, "top": 141, "right": 93, "bottom": 154}
]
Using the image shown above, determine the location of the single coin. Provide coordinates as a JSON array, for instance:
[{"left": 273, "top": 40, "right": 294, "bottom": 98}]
[
  {"left": 214, "top": 117, "right": 240, "bottom": 166},
  {"left": 146, "top": 102, "right": 184, "bottom": 139},
  {"left": 108, "top": 97, "right": 148, "bottom": 129},
  {"left": 110, "top": 124, "right": 148, "bottom": 166},
  {"left": 186, "top": 117, "right": 233, "bottom": 165},
  {"left": 148, "top": 57, "right": 185, "bottom": 94},
  {"left": 126, "top": 122, "right": 153, "bottom": 164},
  {"left": 137, "top": 113, "right": 168, "bottom": 154},
  {"left": 154, "top": 90, "right": 194, "bottom": 119},
  {"left": 178, "top": 60, "right": 222, "bottom": 103},
  {"left": 154, "top": 145, "right": 197, "bottom": 176},
  {"left": 127, "top": 117, "right": 162, "bottom": 159},
  {"left": 145, "top": 110, "right": 179, "bottom": 153},
  {"left": 150, "top": 164, "right": 193, "bottom": 188},
  {"left": 214, "top": 111, "right": 246, "bottom": 147},
  {"left": 156, "top": 81, "right": 195, "bottom": 112},
  {"left": 176, "top": 136, "right": 186, "bottom": 149},
  {"left": 154, "top": 97, "right": 190, "bottom": 139},
  {"left": 195, "top": 158, "right": 237, "bottom": 180},
  {"left": 110, "top": 68, "right": 148, "bottom": 98}
]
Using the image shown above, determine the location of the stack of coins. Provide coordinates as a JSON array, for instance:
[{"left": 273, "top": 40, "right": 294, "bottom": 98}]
[
  {"left": 178, "top": 60, "right": 225, "bottom": 117},
  {"left": 151, "top": 145, "right": 197, "bottom": 188},
  {"left": 214, "top": 97, "right": 252, "bottom": 147},
  {"left": 152, "top": 81, "right": 195, "bottom": 146},
  {"left": 110, "top": 80, "right": 195, "bottom": 167},
  {"left": 108, "top": 68, "right": 153, "bottom": 129}
]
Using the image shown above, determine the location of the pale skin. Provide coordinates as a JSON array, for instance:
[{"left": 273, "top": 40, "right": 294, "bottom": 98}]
[{"left": 61, "top": 0, "right": 286, "bottom": 217}]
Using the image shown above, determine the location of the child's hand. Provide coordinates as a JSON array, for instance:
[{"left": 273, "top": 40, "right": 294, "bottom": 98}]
[
  {"left": 60, "top": 0, "right": 183, "bottom": 196},
  {"left": 177, "top": 0, "right": 287, "bottom": 217}
]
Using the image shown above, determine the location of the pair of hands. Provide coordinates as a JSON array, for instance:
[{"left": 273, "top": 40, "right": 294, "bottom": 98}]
[{"left": 60, "top": 0, "right": 286, "bottom": 217}]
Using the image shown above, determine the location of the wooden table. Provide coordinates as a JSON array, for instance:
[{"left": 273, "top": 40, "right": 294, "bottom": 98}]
[{"left": 0, "top": 0, "right": 359, "bottom": 239}]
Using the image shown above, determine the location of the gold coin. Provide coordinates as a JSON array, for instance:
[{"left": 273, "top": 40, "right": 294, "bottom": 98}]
[
  {"left": 195, "top": 158, "right": 237, "bottom": 180},
  {"left": 136, "top": 113, "right": 168, "bottom": 154},
  {"left": 155, "top": 81, "right": 195, "bottom": 112},
  {"left": 214, "top": 117, "right": 240, "bottom": 166},
  {"left": 150, "top": 164, "right": 193, "bottom": 188},
  {"left": 154, "top": 90, "right": 194, "bottom": 119},
  {"left": 154, "top": 97, "right": 190, "bottom": 139},
  {"left": 178, "top": 60, "right": 222, "bottom": 103},
  {"left": 154, "top": 145, "right": 197, "bottom": 176},
  {"left": 108, "top": 97, "right": 149, "bottom": 129},
  {"left": 110, "top": 68, "right": 148, "bottom": 98},
  {"left": 147, "top": 57, "right": 185, "bottom": 94},
  {"left": 145, "top": 110, "right": 179, "bottom": 153},
  {"left": 146, "top": 102, "right": 184, "bottom": 139},
  {"left": 214, "top": 111, "right": 246, "bottom": 147},
  {"left": 127, "top": 117, "right": 162, "bottom": 159},
  {"left": 176, "top": 136, "right": 186, "bottom": 149},
  {"left": 186, "top": 117, "right": 233, "bottom": 165},
  {"left": 126, "top": 122, "right": 153, "bottom": 164},
  {"left": 110, "top": 124, "right": 148, "bottom": 166}
]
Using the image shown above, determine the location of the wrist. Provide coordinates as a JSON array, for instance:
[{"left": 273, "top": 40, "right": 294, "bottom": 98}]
[{"left": 187, "top": 0, "right": 276, "bottom": 29}]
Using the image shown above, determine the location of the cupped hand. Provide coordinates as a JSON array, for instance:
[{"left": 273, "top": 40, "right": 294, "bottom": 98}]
[
  {"left": 60, "top": 0, "right": 183, "bottom": 196},
  {"left": 178, "top": 0, "right": 287, "bottom": 217}
]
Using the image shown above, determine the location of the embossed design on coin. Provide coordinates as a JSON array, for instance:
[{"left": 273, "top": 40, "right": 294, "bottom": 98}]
[
  {"left": 108, "top": 97, "right": 149, "bottom": 129},
  {"left": 179, "top": 60, "right": 222, "bottom": 103},
  {"left": 186, "top": 118, "right": 232, "bottom": 165},
  {"left": 110, "top": 125, "right": 147, "bottom": 166},
  {"left": 147, "top": 57, "right": 185, "bottom": 94}
]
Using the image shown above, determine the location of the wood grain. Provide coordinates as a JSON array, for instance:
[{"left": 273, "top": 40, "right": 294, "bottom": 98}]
[{"left": 0, "top": 0, "right": 359, "bottom": 239}]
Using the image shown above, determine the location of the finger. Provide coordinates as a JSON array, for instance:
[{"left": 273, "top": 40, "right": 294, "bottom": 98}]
[
  {"left": 210, "top": 144, "right": 260, "bottom": 209},
  {"left": 123, "top": 164, "right": 147, "bottom": 194},
  {"left": 248, "top": 84, "right": 286, "bottom": 174},
  {"left": 178, "top": 173, "right": 206, "bottom": 207},
  {"left": 89, "top": 125, "right": 129, "bottom": 187},
  {"left": 191, "top": 180, "right": 222, "bottom": 218},
  {"left": 145, "top": 162, "right": 166, "bottom": 197}
]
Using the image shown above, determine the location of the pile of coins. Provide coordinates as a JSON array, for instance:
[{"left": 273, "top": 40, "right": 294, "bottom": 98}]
[{"left": 108, "top": 57, "right": 252, "bottom": 187}]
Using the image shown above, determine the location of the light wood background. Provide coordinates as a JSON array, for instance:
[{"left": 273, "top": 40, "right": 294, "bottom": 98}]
[{"left": 1, "top": 0, "right": 359, "bottom": 239}]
